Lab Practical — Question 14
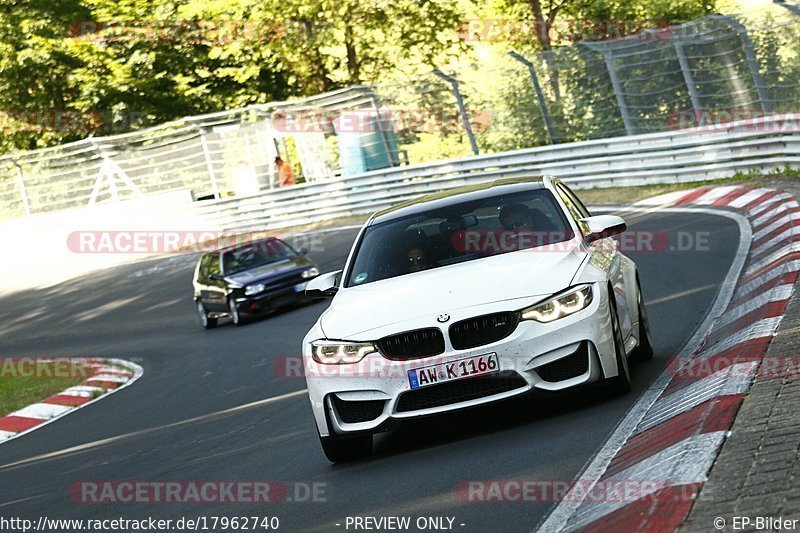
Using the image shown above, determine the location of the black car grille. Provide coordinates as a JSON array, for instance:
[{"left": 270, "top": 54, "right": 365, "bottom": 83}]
[
  {"left": 263, "top": 272, "right": 306, "bottom": 292},
  {"left": 449, "top": 312, "right": 519, "bottom": 350},
  {"left": 331, "top": 396, "right": 386, "bottom": 424},
  {"left": 377, "top": 328, "right": 445, "bottom": 360},
  {"left": 535, "top": 343, "right": 590, "bottom": 382},
  {"left": 395, "top": 372, "right": 528, "bottom": 412}
]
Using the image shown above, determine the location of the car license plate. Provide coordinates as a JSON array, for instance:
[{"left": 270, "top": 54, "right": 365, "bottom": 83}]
[
  {"left": 293, "top": 281, "right": 309, "bottom": 293},
  {"left": 408, "top": 353, "right": 498, "bottom": 389}
]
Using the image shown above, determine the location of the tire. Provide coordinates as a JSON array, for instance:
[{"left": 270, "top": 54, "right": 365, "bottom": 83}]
[
  {"left": 228, "top": 297, "right": 244, "bottom": 327},
  {"left": 632, "top": 277, "right": 654, "bottom": 361},
  {"left": 607, "top": 292, "right": 631, "bottom": 395},
  {"left": 319, "top": 433, "right": 373, "bottom": 463},
  {"left": 197, "top": 301, "right": 217, "bottom": 329}
]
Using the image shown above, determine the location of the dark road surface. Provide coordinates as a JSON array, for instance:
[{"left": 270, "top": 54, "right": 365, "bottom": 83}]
[{"left": 0, "top": 209, "right": 740, "bottom": 533}]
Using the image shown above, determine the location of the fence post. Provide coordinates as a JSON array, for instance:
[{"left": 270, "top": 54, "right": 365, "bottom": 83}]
[
  {"left": 580, "top": 42, "right": 636, "bottom": 136},
  {"left": 88, "top": 141, "right": 141, "bottom": 205},
  {"left": 199, "top": 127, "right": 221, "bottom": 199},
  {"left": 432, "top": 69, "right": 480, "bottom": 155},
  {"left": 12, "top": 161, "right": 31, "bottom": 217},
  {"left": 508, "top": 51, "right": 557, "bottom": 144},
  {"left": 711, "top": 15, "right": 772, "bottom": 114},
  {"left": 673, "top": 40, "right": 704, "bottom": 116}
]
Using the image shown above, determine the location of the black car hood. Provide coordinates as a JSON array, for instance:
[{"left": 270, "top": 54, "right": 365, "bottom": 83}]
[{"left": 224, "top": 256, "right": 315, "bottom": 286}]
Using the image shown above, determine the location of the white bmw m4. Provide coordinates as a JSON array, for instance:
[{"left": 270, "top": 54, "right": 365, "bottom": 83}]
[{"left": 303, "top": 176, "right": 653, "bottom": 462}]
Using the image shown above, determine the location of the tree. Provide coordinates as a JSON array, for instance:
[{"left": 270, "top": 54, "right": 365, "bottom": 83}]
[{"left": 0, "top": 0, "right": 91, "bottom": 151}]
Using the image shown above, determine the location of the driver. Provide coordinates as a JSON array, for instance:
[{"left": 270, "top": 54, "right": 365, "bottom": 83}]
[
  {"left": 406, "top": 244, "right": 433, "bottom": 273},
  {"left": 402, "top": 230, "right": 434, "bottom": 273},
  {"left": 499, "top": 203, "right": 535, "bottom": 231}
]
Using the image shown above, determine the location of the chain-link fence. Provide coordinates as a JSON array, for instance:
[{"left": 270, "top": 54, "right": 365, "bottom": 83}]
[
  {"left": 0, "top": 87, "right": 380, "bottom": 219},
  {"left": 0, "top": 10, "right": 798, "bottom": 220},
  {"left": 377, "top": 10, "right": 800, "bottom": 158}
]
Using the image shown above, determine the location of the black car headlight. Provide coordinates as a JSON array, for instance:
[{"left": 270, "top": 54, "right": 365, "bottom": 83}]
[
  {"left": 520, "top": 285, "right": 593, "bottom": 323},
  {"left": 244, "top": 283, "right": 266, "bottom": 296},
  {"left": 301, "top": 267, "right": 320, "bottom": 279},
  {"left": 311, "top": 340, "right": 377, "bottom": 365}
]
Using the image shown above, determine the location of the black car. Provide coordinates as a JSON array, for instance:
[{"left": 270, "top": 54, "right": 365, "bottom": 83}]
[{"left": 192, "top": 237, "right": 320, "bottom": 328}]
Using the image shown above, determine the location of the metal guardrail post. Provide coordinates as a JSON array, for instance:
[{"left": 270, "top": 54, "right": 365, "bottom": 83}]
[
  {"left": 673, "top": 40, "right": 703, "bottom": 116},
  {"left": 579, "top": 42, "right": 636, "bottom": 136},
  {"left": 507, "top": 51, "right": 557, "bottom": 144},
  {"left": 199, "top": 128, "right": 221, "bottom": 199},
  {"left": 12, "top": 161, "right": 31, "bottom": 217},
  {"left": 432, "top": 69, "right": 480, "bottom": 155},
  {"left": 711, "top": 15, "right": 772, "bottom": 114}
]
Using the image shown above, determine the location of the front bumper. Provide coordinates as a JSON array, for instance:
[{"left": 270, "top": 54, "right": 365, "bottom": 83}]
[
  {"left": 233, "top": 280, "right": 311, "bottom": 315},
  {"left": 304, "top": 286, "right": 623, "bottom": 437}
]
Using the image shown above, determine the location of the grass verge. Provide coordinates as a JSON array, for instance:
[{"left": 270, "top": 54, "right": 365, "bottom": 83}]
[{"left": 0, "top": 358, "right": 91, "bottom": 417}]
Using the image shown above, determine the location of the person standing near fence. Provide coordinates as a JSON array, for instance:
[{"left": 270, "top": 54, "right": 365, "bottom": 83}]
[{"left": 275, "top": 156, "right": 296, "bottom": 186}]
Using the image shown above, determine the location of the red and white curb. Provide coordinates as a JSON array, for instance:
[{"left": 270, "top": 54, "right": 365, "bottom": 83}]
[
  {"left": 0, "top": 357, "right": 143, "bottom": 444},
  {"left": 539, "top": 186, "right": 799, "bottom": 532}
]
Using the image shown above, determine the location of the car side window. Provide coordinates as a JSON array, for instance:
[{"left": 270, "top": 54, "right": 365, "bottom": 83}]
[
  {"left": 208, "top": 254, "right": 221, "bottom": 277},
  {"left": 198, "top": 255, "right": 211, "bottom": 282}
]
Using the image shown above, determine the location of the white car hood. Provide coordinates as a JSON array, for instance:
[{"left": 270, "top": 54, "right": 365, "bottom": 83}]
[{"left": 320, "top": 247, "right": 587, "bottom": 339}]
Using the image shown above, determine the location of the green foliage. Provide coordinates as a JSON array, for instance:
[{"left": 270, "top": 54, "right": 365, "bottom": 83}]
[
  {"left": 0, "top": 0, "right": 785, "bottom": 162},
  {"left": 0, "top": 0, "right": 463, "bottom": 152}
]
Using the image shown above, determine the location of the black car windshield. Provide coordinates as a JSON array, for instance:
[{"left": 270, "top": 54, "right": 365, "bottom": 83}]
[
  {"left": 345, "top": 189, "right": 575, "bottom": 287},
  {"left": 223, "top": 239, "right": 295, "bottom": 275}
]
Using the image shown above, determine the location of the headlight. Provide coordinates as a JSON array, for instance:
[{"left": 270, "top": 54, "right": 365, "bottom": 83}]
[
  {"left": 244, "top": 283, "right": 265, "bottom": 296},
  {"left": 311, "top": 340, "right": 377, "bottom": 365},
  {"left": 520, "top": 285, "right": 593, "bottom": 323},
  {"left": 301, "top": 267, "right": 320, "bottom": 279}
]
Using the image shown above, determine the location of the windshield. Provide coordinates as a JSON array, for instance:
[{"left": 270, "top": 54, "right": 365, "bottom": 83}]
[
  {"left": 222, "top": 239, "right": 296, "bottom": 275},
  {"left": 345, "top": 189, "right": 575, "bottom": 287}
]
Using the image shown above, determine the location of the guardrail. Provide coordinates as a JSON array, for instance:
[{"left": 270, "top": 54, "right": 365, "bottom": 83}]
[
  {"left": 1, "top": 113, "right": 796, "bottom": 294},
  {"left": 184, "top": 114, "right": 800, "bottom": 233}
]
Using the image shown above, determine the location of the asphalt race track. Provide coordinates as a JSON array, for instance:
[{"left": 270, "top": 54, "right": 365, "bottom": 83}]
[{"left": 0, "top": 210, "right": 739, "bottom": 533}]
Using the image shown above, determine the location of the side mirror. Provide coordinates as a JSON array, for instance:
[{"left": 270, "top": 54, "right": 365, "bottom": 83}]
[
  {"left": 305, "top": 270, "right": 341, "bottom": 298},
  {"left": 297, "top": 247, "right": 309, "bottom": 256},
  {"left": 580, "top": 215, "right": 627, "bottom": 244},
  {"left": 209, "top": 273, "right": 224, "bottom": 281}
]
